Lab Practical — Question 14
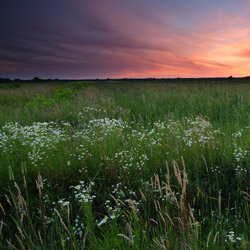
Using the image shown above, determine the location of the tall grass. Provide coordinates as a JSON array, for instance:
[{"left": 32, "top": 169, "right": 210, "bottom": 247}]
[{"left": 1, "top": 80, "right": 250, "bottom": 249}]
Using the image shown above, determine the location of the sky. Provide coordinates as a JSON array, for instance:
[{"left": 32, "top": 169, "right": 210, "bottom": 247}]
[{"left": 1, "top": 0, "right": 250, "bottom": 79}]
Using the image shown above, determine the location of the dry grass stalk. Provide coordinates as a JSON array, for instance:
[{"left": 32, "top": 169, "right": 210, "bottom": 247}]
[
  {"left": 169, "top": 128, "right": 179, "bottom": 154},
  {"left": 166, "top": 161, "right": 170, "bottom": 186},
  {"left": 67, "top": 204, "right": 70, "bottom": 223},
  {"left": 15, "top": 233, "right": 25, "bottom": 249},
  {"left": 154, "top": 199, "right": 159, "bottom": 212},
  {"left": 154, "top": 174, "right": 162, "bottom": 195},
  {"left": 126, "top": 222, "right": 134, "bottom": 246},
  {"left": 0, "top": 220, "right": 6, "bottom": 233},
  {"left": 241, "top": 191, "right": 250, "bottom": 201},
  {"left": 36, "top": 174, "right": 47, "bottom": 238},
  {"left": 161, "top": 158, "right": 199, "bottom": 242},
  {"left": 173, "top": 160, "right": 183, "bottom": 188},
  {"left": 206, "top": 232, "right": 211, "bottom": 247},
  {"left": 183, "top": 242, "right": 191, "bottom": 250},
  {"left": 150, "top": 218, "right": 158, "bottom": 225},
  {"left": 153, "top": 237, "right": 170, "bottom": 250},
  {"left": 16, "top": 225, "right": 25, "bottom": 240},
  {"left": 117, "top": 234, "right": 133, "bottom": 245},
  {"left": 17, "top": 192, "right": 27, "bottom": 218},
  {"left": 173, "top": 159, "right": 189, "bottom": 230},
  {"left": 6, "top": 240, "right": 19, "bottom": 250},
  {"left": 14, "top": 182, "right": 21, "bottom": 193},
  {"left": 213, "top": 232, "right": 219, "bottom": 244},
  {"left": 35, "top": 174, "right": 44, "bottom": 196},
  {"left": 82, "top": 228, "right": 89, "bottom": 249},
  {"left": 117, "top": 222, "right": 134, "bottom": 246},
  {"left": 139, "top": 188, "right": 146, "bottom": 201},
  {"left": 127, "top": 199, "right": 137, "bottom": 214},
  {"left": 0, "top": 203, "right": 5, "bottom": 216},
  {"left": 158, "top": 210, "right": 167, "bottom": 234},
  {"left": 5, "top": 194, "right": 12, "bottom": 207},
  {"left": 218, "top": 190, "right": 221, "bottom": 218},
  {"left": 13, "top": 182, "right": 28, "bottom": 223},
  {"left": 54, "top": 208, "right": 71, "bottom": 237},
  {"left": 164, "top": 211, "right": 174, "bottom": 226},
  {"left": 110, "top": 194, "right": 125, "bottom": 206}
]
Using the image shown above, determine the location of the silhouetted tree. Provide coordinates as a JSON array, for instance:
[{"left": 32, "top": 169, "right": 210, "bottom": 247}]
[
  {"left": 0, "top": 78, "right": 12, "bottom": 83},
  {"left": 33, "top": 77, "right": 40, "bottom": 82}
]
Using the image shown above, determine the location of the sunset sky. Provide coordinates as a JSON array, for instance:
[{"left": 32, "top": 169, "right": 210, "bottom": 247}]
[{"left": 1, "top": 0, "right": 250, "bottom": 79}]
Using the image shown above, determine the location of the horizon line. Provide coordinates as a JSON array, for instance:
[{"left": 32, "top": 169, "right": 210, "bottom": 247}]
[{"left": 1, "top": 75, "right": 250, "bottom": 82}]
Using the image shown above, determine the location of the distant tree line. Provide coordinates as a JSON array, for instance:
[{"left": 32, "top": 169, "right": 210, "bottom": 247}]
[
  {"left": 0, "top": 77, "right": 62, "bottom": 84},
  {"left": 1, "top": 76, "right": 250, "bottom": 85},
  {"left": 0, "top": 78, "right": 13, "bottom": 83}
]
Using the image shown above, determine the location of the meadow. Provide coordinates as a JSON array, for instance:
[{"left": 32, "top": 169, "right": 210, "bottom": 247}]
[{"left": 1, "top": 78, "right": 250, "bottom": 249}]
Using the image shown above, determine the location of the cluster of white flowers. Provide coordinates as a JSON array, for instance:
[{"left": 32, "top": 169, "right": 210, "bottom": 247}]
[
  {"left": 81, "top": 107, "right": 107, "bottom": 114},
  {"left": 233, "top": 147, "right": 248, "bottom": 162},
  {"left": 69, "top": 144, "right": 92, "bottom": 164},
  {"left": 142, "top": 178, "right": 176, "bottom": 203},
  {"left": 57, "top": 181, "right": 96, "bottom": 212},
  {"left": 109, "top": 150, "right": 148, "bottom": 171},
  {"left": 73, "top": 215, "right": 85, "bottom": 237},
  {"left": 78, "top": 107, "right": 107, "bottom": 121},
  {"left": 210, "top": 166, "right": 222, "bottom": 174},
  {"left": 225, "top": 230, "right": 241, "bottom": 243},
  {"left": 182, "top": 117, "right": 221, "bottom": 147},
  {"left": 58, "top": 199, "right": 70, "bottom": 207},
  {"left": 72, "top": 181, "right": 96, "bottom": 203},
  {"left": 1, "top": 115, "right": 248, "bottom": 174},
  {"left": 97, "top": 216, "right": 109, "bottom": 227},
  {"left": 88, "top": 118, "right": 128, "bottom": 135},
  {"left": 0, "top": 122, "right": 70, "bottom": 166},
  {"left": 147, "top": 117, "right": 221, "bottom": 149},
  {"left": 232, "top": 128, "right": 249, "bottom": 175},
  {"left": 97, "top": 182, "right": 143, "bottom": 227},
  {"left": 235, "top": 165, "right": 248, "bottom": 174},
  {"left": 72, "top": 117, "right": 130, "bottom": 146}
]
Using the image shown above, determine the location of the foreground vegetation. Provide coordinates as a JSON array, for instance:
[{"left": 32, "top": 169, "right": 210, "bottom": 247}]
[{"left": 1, "top": 79, "right": 250, "bottom": 249}]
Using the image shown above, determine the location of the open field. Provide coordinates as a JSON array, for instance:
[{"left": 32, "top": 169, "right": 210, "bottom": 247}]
[{"left": 1, "top": 79, "right": 250, "bottom": 249}]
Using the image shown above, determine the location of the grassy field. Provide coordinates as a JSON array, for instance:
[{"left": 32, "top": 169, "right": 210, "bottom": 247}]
[{"left": 1, "top": 79, "right": 250, "bottom": 249}]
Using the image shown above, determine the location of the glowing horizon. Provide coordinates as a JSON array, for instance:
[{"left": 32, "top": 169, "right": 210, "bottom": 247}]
[{"left": 1, "top": 0, "right": 250, "bottom": 79}]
